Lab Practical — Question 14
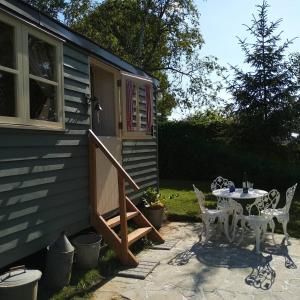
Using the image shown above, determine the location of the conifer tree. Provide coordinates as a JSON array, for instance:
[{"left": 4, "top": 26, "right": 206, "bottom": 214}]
[{"left": 228, "top": 1, "right": 300, "bottom": 144}]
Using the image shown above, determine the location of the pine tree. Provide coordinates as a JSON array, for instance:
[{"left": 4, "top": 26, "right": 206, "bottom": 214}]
[{"left": 228, "top": 1, "right": 300, "bottom": 144}]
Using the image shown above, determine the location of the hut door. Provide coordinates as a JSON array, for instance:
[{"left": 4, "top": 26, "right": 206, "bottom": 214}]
[{"left": 90, "top": 63, "right": 121, "bottom": 216}]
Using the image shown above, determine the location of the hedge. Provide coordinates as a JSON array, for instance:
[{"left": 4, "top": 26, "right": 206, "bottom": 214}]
[{"left": 158, "top": 121, "right": 300, "bottom": 190}]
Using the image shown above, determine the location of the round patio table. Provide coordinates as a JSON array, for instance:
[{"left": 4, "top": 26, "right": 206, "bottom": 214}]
[
  {"left": 212, "top": 188, "right": 269, "bottom": 252},
  {"left": 212, "top": 188, "right": 268, "bottom": 200}
]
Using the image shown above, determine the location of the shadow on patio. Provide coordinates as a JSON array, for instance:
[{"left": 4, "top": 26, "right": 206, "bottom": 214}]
[{"left": 167, "top": 228, "right": 297, "bottom": 291}]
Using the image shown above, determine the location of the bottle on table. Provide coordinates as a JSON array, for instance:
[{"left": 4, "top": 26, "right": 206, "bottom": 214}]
[{"left": 242, "top": 172, "right": 248, "bottom": 193}]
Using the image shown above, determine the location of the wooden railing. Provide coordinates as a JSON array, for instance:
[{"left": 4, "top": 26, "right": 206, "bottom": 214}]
[{"left": 88, "top": 129, "right": 140, "bottom": 263}]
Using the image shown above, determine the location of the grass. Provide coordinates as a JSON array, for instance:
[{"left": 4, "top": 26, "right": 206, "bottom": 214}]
[
  {"left": 160, "top": 179, "right": 300, "bottom": 238},
  {"left": 160, "top": 179, "right": 217, "bottom": 222}
]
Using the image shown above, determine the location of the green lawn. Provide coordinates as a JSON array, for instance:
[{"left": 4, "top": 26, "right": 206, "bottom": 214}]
[{"left": 160, "top": 179, "right": 300, "bottom": 238}]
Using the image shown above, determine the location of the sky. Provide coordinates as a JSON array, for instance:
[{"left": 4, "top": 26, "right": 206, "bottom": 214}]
[{"left": 171, "top": 0, "right": 300, "bottom": 119}]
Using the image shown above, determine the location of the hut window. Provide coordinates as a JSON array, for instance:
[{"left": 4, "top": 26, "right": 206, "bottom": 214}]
[
  {"left": 0, "top": 11, "right": 63, "bottom": 130},
  {"left": 0, "top": 20, "right": 17, "bottom": 118},
  {"left": 28, "top": 35, "right": 58, "bottom": 122},
  {"left": 123, "top": 73, "right": 153, "bottom": 138}
]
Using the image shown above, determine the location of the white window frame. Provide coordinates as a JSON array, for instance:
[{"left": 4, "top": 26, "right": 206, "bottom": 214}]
[
  {"left": 0, "top": 11, "right": 64, "bottom": 130},
  {"left": 121, "top": 72, "right": 154, "bottom": 139}
]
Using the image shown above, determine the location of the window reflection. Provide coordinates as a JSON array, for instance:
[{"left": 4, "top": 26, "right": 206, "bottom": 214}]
[
  {"left": 28, "top": 35, "right": 55, "bottom": 81},
  {"left": 0, "top": 71, "right": 15, "bottom": 117},
  {"left": 30, "top": 79, "right": 57, "bottom": 122},
  {"left": 0, "top": 21, "right": 15, "bottom": 69}
]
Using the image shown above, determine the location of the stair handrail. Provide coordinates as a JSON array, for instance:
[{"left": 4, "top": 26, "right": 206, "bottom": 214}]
[
  {"left": 88, "top": 129, "right": 140, "bottom": 264},
  {"left": 88, "top": 129, "right": 139, "bottom": 191}
]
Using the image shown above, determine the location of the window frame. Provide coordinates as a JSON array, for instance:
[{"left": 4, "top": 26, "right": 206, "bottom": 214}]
[
  {"left": 0, "top": 11, "right": 64, "bottom": 131},
  {"left": 121, "top": 72, "right": 154, "bottom": 139}
]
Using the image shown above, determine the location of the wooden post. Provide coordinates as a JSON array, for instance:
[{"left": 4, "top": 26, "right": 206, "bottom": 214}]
[
  {"left": 89, "top": 137, "right": 98, "bottom": 214},
  {"left": 118, "top": 171, "right": 129, "bottom": 264}
]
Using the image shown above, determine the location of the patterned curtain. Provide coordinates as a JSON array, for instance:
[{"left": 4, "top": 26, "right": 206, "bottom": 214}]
[
  {"left": 126, "top": 79, "right": 134, "bottom": 131},
  {"left": 145, "top": 84, "right": 153, "bottom": 133}
]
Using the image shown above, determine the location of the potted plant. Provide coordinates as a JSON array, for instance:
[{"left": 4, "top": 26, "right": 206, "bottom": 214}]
[{"left": 142, "top": 187, "right": 165, "bottom": 229}]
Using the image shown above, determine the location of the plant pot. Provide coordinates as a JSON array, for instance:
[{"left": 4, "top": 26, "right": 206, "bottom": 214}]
[{"left": 145, "top": 207, "right": 164, "bottom": 229}]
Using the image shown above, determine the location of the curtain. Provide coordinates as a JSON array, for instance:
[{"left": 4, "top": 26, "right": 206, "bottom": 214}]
[
  {"left": 145, "top": 84, "right": 153, "bottom": 133},
  {"left": 126, "top": 79, "right": 134, "bottom": 131}
]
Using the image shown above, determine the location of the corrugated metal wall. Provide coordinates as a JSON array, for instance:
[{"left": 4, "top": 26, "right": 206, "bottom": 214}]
[{"left": 0, "top": 45, "right": 91, "bottom": 268}]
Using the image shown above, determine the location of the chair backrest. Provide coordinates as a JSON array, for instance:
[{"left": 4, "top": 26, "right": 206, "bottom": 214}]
[
  {"left": 246, "top": 189, "right": 280, "bottom": 216},
  {"left": 211, "top": 176, "right": 233, "bottom": 191},
  {"left": 193, "top": 184, "right": 207, "bottom": 213},
  {"left": 283, "top": 183, "right": 298, "bottom": 214}
]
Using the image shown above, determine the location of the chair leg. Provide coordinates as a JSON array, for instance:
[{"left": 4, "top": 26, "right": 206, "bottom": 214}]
[
  {"left": 282, "top": 220, "right": 290, "bottom": 245},
  {"left": 255, "top": 227, "right": 261, "bottom": 254},
  {"left": 201, "top": 216, "right": 210, "bottom": 243},
  {"left": 218, "top": 217, "right": 223, "bottom": 233},
  {"left": 238, "top": 218, "right": 245, "bottom": 245},
  {"left": 269, "top": 219, "right": 276, "bottom": 244},
  {"left": 223, "top": 214, "right": 231, "bottom": 242},
  {"left": 260, "top": 224, "right": 268, "bottom": 244},
  {"left": 232, "top": 216, "right": 238, "bottom": 241}
]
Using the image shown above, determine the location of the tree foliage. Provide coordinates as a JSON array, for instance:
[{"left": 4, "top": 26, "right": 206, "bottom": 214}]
[
  {"left": 227, "top": 1, "right": 300, "bottom": 144},
  {"left": 22, "top": 0, "right": 93, "bottom": 24},
  {"left": 22, "top": 0, "right": 225, "bottom": 118},
  {"left": 71, "top": 0, "right": 225, "bottom": 116},
  {"left": 22, "top": 0, "right": 66, "bottom": 19}
]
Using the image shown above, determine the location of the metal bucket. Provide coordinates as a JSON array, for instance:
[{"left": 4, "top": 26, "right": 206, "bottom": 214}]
[
  {"left": 146, "top": 208, "right": 164, "bottom": 229},
  {"left": 0, "top": 266, "right": 42, "bottom": 300},
  {"left": 44, "top": 232, "right": 74, "bottom": 289},
  {"left": 73, "top": 233, "right": 102, "bottom": 269}
]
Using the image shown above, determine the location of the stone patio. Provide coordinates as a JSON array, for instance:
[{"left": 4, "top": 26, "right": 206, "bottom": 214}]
[{"left": 92, "top": 222, "right": 300, "bottom": 300}]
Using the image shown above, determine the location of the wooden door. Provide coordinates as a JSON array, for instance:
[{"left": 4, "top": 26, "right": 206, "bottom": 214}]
[{"left": 90, "top": 63, "right": 121, "bottom": 216}]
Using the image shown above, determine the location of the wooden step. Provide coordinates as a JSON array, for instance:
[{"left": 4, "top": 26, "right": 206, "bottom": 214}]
[
  {"left": 128, "top": 227, "right": 152, "bottom": 246},
  {"left": 106, "top": 211, "right": 139, "bottom": 228}
]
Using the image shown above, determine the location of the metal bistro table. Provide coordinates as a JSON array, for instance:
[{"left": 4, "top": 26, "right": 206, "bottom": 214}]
[
  {"left": 212, "top": 188, "right": 268, "bottom": 251},
  {"left": 212, "top": 188, "right": 268, "bottom": 201}
]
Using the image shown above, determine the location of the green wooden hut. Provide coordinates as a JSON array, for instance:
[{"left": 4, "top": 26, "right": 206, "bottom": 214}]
[{"left": 0, "top": 0, "right": 162, "bottom": 268}]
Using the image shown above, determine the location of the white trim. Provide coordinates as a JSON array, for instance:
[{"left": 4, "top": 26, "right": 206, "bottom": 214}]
[
  {"left": 120, "top": 71, "right": 152, "bottom": 83},
  {"left": 0, "top": 65, "right": 19, "bottom": 74},
  {"left": 0, "top": 11, "right": 64, "bottom": 130},
  {"left": 29, "top": 74, "right": 58, "bottom": 86},
  {"left": 0, "top": 9, "right": 65, "bottom": 42}
]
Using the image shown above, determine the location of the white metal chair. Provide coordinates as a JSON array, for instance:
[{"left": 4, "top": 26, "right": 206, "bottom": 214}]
[
  {"left": 211, "top": 176, "right": 235, "bottom": 233},
  {"left": 211, "top": 176, "right": 235, "bottom": 212},
  {"left": 261, "top": 183, "right": 297, "bottom": 245},
  {"left": 243, "top": 189, "right": 280, "bottom": 254},
  {"left": 230, "top": 199, "right": 245, "bottom": 243},
  {"left": 193, "top": 184, "right": 231, "bottom": 243}
]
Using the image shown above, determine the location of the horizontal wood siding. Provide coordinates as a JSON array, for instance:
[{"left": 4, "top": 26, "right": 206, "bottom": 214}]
[
  {"left": 122, "top": 139, "right": 159, "bottom": 201},
  {"left": 0, "top": 45, "right": 90, "bottom": 268}
]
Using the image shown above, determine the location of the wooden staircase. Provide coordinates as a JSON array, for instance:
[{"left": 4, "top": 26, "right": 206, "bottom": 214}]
[{"left": 89, "top": 130, "right": 164, "bottom": 267}]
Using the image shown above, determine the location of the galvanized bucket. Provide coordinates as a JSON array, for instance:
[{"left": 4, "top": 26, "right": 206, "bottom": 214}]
[
  {"left": 73, "top": 233, "right": 102, "bottom": 269},
  {"left": 44, "top": 232, "right": 74, "bottom": 289},
  {"left": 0, "top": 265, "right": 42, "bottom": 300}
]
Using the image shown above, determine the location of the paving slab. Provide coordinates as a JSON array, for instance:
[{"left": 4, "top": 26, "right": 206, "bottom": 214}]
[
  {"left": 117, "top": 260, "right": 160, "bottom": 279},
  {"left": 149, "top": 239, "right": 178, "bottom": 250},
  {"left": 92, "top": 222, "right": 300, "bottom": 300}
]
